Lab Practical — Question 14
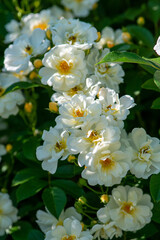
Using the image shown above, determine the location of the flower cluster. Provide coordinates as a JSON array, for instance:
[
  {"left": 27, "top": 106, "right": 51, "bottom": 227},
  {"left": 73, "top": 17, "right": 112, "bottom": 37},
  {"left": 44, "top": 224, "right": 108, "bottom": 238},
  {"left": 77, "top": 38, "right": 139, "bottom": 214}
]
[{"left": 1, "top": 0, "right": 160, "bottom": 239}]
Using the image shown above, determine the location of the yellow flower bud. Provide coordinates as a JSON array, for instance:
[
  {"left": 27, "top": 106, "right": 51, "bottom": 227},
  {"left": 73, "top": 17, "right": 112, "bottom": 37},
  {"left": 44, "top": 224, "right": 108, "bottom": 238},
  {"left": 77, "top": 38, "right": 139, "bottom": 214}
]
[
  {"left": 122, "top": 32, "right": 132, "bottom": 43},
  {"left": 49, "top": 102, "right": 58, "bottom": 113},
  {"left": 92, "top": 3, "right": 98, "bottom": 9},
  {"left": 68, "top": 155, "right": 76, "bottom": 163},
  {"left": 46, "top": 29, "right": 52, "bottom": 40},
  {"left": 6, "top": 144, "right": 13, "bottom": 152},
  {"left": 78, "top": 196, "right": 87, "bottom": 205},
  {"left": 29, "top": 71, "right": 38, "bottom": 80},
  {"left": 96, "top": 32, "right": 101, "bottom": 42},
  {"left": 100, "top": 194, "right": 109, "bottom": 204},
  {"left": 137, "top": 16, "right": 145, "bottom": 26},
  {"left": 34, "top": 59, "right": 43, "bottom": 69},
  {"left": 81, "top": 222, "right": 85, "bottom": 231},
  {"left": 24, "top": 102, "right": 33, "bottom": 113}
]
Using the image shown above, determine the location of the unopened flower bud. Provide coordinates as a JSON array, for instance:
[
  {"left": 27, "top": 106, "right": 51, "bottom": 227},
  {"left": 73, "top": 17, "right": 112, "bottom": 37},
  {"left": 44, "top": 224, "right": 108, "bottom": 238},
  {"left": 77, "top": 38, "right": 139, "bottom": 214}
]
[
  {"left": 6, "top": 144, "right": 13, "bottom": 152},
  {"left": 122, "top": 32, "right": 132, "bottom": 43},
  {"left": 90, "top": 220, "right": 97, "bottom": 227},
  {"left": 137, "top": 16, "right": 145, "bottom": 26},
  {"left": 34, "top": 59, "right": 43, "bottom": 69},
  {"left": 46, "top": 29, "right": 52, "bottom": 40},
  {"left": 80, "top": 222, "right": 85, "bottom": 231},
  {"left": 24, "top": 102, "right": 33, "bottom": 113},
  {"left": 78, "top": 196, "right": 87, "bottom": 205},
  {"left": 49, "top": 102, "right": 59, "bottom": 113},
  {"left": 29, "top": 71, "right": 38, "bottom": 80},
  {"left": 68, "top": 155, "right": 76, "bottom": 163},
  {"left": 96, "top": 32, "right": 101, "bottom": 42},
  {"left": 100, "top": 194, "right": 109, "bottom": 204},
  {"left": 74, "top": 202, "right": 83, "bottom": 214},
  {"left": 92, "top": 3, "right": 98, "bottom": 9}
]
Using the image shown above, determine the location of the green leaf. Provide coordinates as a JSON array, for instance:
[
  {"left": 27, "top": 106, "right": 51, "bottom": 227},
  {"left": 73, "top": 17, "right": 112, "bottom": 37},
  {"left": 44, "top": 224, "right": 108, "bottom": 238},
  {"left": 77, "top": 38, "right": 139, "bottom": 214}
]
[
  {"left": 16, "top": 179, "right": 47, "bottom": 203},
  {"left": 2, "top": 82, "right": 40, "bottom": 96},
  {"left": 11, "top": 221, "right": 32, "bottom": 240},
  {"left": 127, "top": 25, "right": 154, "bottom": 48},
  {"left": 52, "top": 180, "right": 85, "bottom": 198},
  {"left": 148, "top": 0, "right": 160, "bottom": 24},
  {"left": 42, "top": 187, "right": 67, "bottom": 219},
  {"left": 22, "top": 136, "right": 41, "bottom": 161},
  {"left": 27, "top": 230, "right": 44, "bottom": 240},
  {"left": 99, "top": 51, "right": 160, "bottom": 70},
  {"left": 12, "top": 168, "right": 47, "bottom": 186},
  {"left": 54, "top": 165, "right": 82, "bottom": 179},
  {"left": 154, "top": 70, "right": 160, "bottom": 89},
  {"left": 152, "top": 202, "right": 160, "bottom": 223},
  {"left": 141, "top": 79, "right": 160, "bottom": 92},
  {"left": 151, "top": 97, "right": 160, "bottom": 109},
  {"left": 150, "top": 173, "right": 160, "bottom": 201}
]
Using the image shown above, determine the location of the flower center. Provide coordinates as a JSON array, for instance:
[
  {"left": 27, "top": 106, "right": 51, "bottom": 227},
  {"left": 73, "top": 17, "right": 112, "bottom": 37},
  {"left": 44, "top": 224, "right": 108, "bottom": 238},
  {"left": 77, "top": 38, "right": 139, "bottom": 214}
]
[
  {"left": 24, "top": 45, "right": 33, "bottom": 55},
  {"left": 97, "top": 63, "right": 110, "bottom": 74},
  {"left": 33, "top": 22, "right": 48, "bottom": 30},
  {"left": 72, "top": 108, "right": 85, "bottom": 118},
  {"left": 61, "top": 236, "right": 76, "bottom": 240},
  {"left": 57, "top": 60, "right": 73, "bottom": 74},
  {"left": 68, "top": 35, "right": 77, "bottom": 45},
  {"left": 56, "top": 220, "right": 63, "bottom": 226},
  {"left": 86, "top": 130, "right": 101, "bottom": 143},
  {"left": 121, "top": 202, "right": 135, "bottom": 215},
  {"left": 75, "top": 0, "right": 83, "bottom": 2},
  {"left": 100, "top": 157, "right": 115, "bottom": 170},
  {"left": 106, "top": 40, "right": 115, "bottom": 48},
  {"left": 138, "top": 144, "right": 151, "bottom": 162},
  {"left": 0, "top": 87, "right": 5, "bottom": 97},
  {"left": 54, "top": 140, "right": 66, "bottom": 152},
  {"left": 67, "top": 86, "right": 82, "bottom": 96}
]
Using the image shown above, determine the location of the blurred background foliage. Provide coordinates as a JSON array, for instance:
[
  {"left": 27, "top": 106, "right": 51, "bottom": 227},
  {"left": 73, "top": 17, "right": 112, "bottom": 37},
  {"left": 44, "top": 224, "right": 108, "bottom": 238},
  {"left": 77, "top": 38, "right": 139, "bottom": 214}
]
[{"left": 1, "top": 0, "right": 160, "bottom": 239}]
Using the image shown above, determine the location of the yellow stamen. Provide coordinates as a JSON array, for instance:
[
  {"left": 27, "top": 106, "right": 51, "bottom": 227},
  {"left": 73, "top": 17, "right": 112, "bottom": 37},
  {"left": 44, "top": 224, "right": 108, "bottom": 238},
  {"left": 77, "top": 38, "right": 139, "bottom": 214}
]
[
  {"left": 33, "top": 22, "right": 48, "bottom": 31},
  {"left": 72, "top": 108, "right": 85, "bottom": 118},
  {"left": 100, "top": 157, "right": 115, "bottom": 171},
  {"left": 61, "top": 236, "right": 76, "bottom": 240},
  {"left": 106, "top": 40, "right": 115, "bottom": 48},
  {"left": 121, "top": 202, "right": 135, "bottom": 215},
  {"left": 54, "top": 141, "right": 66, "bottom": 153},
  {"left": 24, "top": 45, "right": 32, "bottom": 55},
  {"left": 57, "top": 60, "right": 73, "bottom": 74}
]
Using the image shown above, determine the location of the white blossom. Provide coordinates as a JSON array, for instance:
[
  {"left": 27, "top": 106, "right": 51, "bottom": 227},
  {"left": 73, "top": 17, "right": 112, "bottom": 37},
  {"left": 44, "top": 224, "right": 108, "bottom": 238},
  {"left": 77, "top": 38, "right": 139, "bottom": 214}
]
[
  {"left": 55, "top": 94, "right": 101, "bottom": 129},
  {"left": 39, "top": 44, "right": 87, "bottom": 92},
  {"left": 128, "top": 128, "right": 160, "bottom": 178},
  {"left": 45, "top": 218, "right": 93, "bottom": 240},
  {"left": 51, "top": 76, "right": 100, "bottom": 105},
  {"left": 154, "top": 36, "right": 160, "bottom": 55},
  {"left": 0, "top": 73, "right": 25, "bottom": 119},
  {"left": 36, "top": 207, "right": 82, "bottom": 234},
  {"left": 4, "top": 29, "right": 50, "bottom": 72},
  {"left": 51, "top": 18, "right": 98, "bottom": 49},
  {"left": 98, "top": 87, "right": 135, "bottom": 128},
  {"left": 81, "top": 143, "right": 131, "bottom": 186},
  {"left": 67, "top": 116, "right": 120, "bottom": 166},
  {"left": 61, "top": 0, "right": 98, "bottom": 17},
  {"left": 91, "top": 206, "right": 122, "bottom": 239},
  {"left": 107, "top": 185, "right": 153, "bottom": 232},
  {"left": 36, "top": 127, "right": 72, "bottom": 174},
  {"left": 97, "top": 27, "right": 124, "bottom": 49},
  {"left": 4, "top": 20, "right": 21, "bottom": 44},
  {"left": 0, "top": 192, "right": 18, "bottom": 236},
  {"left": 87, "top": 48, "right": 125, "bottom": 92}
]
